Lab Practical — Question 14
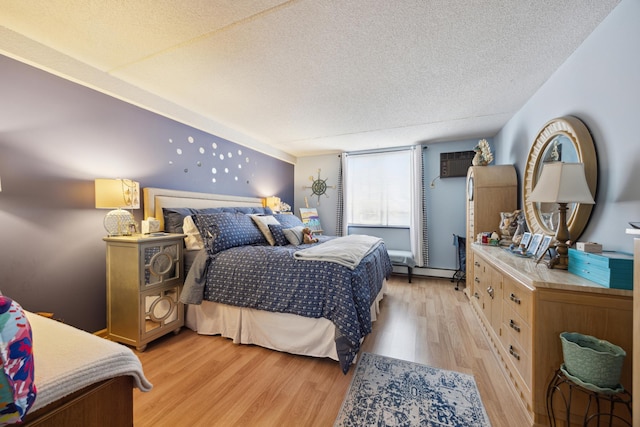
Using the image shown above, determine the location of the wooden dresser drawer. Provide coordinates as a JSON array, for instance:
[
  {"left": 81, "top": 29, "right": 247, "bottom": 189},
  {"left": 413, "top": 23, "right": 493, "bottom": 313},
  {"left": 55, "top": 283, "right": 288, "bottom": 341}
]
[
  {"left": 502, "top": 304, "right": 532, "bottom": 353},
  {"left": 503, "top": 276, "right": 531, "bottom": 324},
  {"left": 504, "top": 338, "right": 531, "bottom": 387}
]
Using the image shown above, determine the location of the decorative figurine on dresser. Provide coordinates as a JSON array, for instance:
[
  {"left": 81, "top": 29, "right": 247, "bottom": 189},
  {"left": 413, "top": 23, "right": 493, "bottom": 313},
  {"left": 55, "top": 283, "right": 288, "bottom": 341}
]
[{"left": 103, "top": 233, "right": 186, "bottom": 351}]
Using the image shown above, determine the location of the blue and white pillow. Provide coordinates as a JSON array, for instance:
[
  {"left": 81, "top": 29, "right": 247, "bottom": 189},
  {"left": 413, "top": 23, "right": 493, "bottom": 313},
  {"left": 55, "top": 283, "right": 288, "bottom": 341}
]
[
  {"left": 273, "top": 214, "right": 304, "bottom": 228},
  {"left": 268, "top": 224, "right": 289, "bottom": 246},
  {"left": 194, "top": 212, "right": 267, "bottom": 254}
]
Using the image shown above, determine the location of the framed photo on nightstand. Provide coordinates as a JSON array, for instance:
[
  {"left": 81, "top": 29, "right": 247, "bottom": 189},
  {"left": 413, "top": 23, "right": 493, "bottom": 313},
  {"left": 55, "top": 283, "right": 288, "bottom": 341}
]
[{"left": 520, "top": 232, "right": 532, "bottom": 249}]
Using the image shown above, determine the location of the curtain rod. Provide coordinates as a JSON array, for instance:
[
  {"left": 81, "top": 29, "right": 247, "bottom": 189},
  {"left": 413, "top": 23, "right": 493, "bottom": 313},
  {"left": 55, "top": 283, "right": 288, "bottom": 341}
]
[{"left": 340, "top": 144, "right": 426, "bottom": 157}]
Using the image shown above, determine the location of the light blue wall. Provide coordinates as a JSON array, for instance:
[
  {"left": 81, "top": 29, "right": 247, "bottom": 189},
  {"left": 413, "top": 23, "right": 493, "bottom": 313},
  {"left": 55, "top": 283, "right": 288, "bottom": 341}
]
[
  {"left": 424, "top": 139, "right": 484, "bottom": 269},
  {"left": 494, "top": 0, "right": 640, "bottom": 254}
]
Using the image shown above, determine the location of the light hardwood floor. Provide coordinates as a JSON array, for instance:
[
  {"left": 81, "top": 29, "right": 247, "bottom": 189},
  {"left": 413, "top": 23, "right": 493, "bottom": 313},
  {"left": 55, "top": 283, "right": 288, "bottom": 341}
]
[{"left": 133, "top": 275, "right": 530, "bottom": 426}]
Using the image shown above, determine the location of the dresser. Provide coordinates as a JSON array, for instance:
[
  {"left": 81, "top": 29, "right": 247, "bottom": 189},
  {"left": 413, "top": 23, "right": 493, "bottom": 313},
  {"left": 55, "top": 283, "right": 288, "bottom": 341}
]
[
  {"left": 103, "top": 233, "right": 186, "bottom": 351},
  {"left": 471, "top": 244, "right": 633, "bottom": 426},
  {"left": 465, "top": 165, "right": 517, "bottom": 294}
]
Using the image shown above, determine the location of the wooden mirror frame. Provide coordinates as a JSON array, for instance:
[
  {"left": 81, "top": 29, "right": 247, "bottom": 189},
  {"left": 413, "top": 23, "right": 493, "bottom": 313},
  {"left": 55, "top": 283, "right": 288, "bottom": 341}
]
[{"left": 523, "top": 116, "right": 597, "bottom": 241}]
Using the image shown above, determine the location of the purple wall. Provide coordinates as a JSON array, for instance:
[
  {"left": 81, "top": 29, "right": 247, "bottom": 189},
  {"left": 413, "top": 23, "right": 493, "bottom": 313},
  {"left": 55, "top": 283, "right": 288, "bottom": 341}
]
[{"left": 0, "top": 55, "right": 293, "bottom": 332}]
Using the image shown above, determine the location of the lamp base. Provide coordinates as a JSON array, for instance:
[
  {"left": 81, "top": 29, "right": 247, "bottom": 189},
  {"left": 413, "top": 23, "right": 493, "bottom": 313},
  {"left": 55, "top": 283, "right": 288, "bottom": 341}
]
[
  {"left": 546, "top": 203, "right": 570, "bottom": 270},
  {"left": 104, "top": 209, "right": 134, "bottom": 236}
]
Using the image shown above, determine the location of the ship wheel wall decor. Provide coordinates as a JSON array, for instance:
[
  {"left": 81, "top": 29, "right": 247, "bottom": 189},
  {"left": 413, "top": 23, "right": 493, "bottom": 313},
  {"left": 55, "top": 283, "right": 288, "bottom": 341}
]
[{"left": 303, "top": 169, "right": 335, "bottom": 205}]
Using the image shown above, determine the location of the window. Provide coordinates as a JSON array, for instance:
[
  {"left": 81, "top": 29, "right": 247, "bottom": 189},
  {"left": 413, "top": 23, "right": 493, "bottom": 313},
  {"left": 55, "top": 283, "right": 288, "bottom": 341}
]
[{"left": 346, "top": 149, "right": 412, "bottom": 227}]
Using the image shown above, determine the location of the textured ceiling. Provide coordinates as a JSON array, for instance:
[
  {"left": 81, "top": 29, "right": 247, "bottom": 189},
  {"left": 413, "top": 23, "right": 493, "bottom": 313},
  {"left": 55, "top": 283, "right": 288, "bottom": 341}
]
[{"left": 0, "top": 1, "right": 620, "bottom": 162}]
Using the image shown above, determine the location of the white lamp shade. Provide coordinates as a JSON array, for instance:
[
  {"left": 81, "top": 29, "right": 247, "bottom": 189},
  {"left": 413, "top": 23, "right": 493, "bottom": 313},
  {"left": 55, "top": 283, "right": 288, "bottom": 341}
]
[
  {"left": 95, "top": 178, "right": 140, "bottom": 209},
  {"left": 529, "top": 162, "right": 595, "bottom": 204},
  {"left": 264, "top": 196, "right": 281, "bottom": 211}
]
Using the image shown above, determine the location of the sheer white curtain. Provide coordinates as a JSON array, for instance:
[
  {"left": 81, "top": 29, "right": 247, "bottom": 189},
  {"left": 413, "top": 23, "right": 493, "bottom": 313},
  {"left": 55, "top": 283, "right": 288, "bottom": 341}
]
[{"left": 410, "top": 146, "right": 425, "bottom": 267}]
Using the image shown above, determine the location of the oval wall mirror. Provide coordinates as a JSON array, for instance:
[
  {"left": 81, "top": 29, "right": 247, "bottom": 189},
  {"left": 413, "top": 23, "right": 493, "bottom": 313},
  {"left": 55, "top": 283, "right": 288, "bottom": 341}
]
[{"left": 523, "top": 116, "right": 597, "bottom": 241}]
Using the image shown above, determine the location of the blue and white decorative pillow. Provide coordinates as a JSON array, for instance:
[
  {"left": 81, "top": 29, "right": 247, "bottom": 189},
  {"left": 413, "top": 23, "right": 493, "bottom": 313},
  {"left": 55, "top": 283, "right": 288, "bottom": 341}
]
[
  {"left": 194, "top": 212, "right": 267, "bottom": 254},
  {"left": 273, "top": 214, "right": 305, "bottom": 228},
  {"left": 249, "top": 215, "right": 281, "bottom": 246},
  {"left": 267, "top": 224, "right": 289, "bottom": 246}
]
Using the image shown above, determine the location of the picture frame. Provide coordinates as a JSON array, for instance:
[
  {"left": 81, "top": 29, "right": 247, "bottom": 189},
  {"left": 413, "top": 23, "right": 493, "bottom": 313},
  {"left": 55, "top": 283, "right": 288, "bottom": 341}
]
[
  {"left": 520, "top": 232, "right": 532, "bottom": 249},
  {"left": 535, "top": 235, "right": 553, "bottom": 264},
  {"left": 527, "top": 233, "right": 543, "bottom": 256}
]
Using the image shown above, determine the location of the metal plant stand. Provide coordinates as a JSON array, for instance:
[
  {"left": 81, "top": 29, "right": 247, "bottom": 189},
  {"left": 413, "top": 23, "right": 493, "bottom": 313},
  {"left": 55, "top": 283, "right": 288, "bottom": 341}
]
[{"left": 546, "top": 368, "right": 632, "bottom": 426}]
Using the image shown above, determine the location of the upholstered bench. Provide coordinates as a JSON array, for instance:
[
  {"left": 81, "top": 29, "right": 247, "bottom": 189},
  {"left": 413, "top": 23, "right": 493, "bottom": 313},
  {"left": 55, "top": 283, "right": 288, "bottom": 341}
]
[{"left": 387, "top": 249, "right": 416, "bottom": 283}]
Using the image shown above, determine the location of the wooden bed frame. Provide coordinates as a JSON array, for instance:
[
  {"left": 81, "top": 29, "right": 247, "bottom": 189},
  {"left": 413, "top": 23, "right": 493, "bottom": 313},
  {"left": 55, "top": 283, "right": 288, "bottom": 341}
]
[
  {"left": 22, "top": 377, "right": 133, "bottom": 426},
  {"left": 19, "top": 308, "right": 151, "bottom": 426}
]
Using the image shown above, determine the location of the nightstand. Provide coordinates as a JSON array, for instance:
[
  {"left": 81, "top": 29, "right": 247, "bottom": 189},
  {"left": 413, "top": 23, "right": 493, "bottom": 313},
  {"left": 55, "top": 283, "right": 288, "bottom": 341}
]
[{"left": 103, "top": 233, "right": 186, "bottom": 351}]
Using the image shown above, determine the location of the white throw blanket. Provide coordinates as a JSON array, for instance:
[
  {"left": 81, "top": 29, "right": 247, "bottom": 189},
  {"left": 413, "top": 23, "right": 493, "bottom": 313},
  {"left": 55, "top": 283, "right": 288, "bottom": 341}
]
[
  {"left": 293, "top": 234, "right": 383, "bottom": 269},
  {"left": 26, "top": 311, "right": 153, "bottom": 412}
]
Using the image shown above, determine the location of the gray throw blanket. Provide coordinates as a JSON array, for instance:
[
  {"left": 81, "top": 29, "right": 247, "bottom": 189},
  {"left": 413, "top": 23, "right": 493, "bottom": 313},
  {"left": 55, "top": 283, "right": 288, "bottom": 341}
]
[{"left": 293, "top": 234, "right": 383, "bottom": 269}]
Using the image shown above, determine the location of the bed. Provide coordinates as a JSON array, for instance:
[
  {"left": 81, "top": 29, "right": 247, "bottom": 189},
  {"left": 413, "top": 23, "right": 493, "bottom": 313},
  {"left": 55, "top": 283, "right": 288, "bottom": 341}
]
[
  {"left": 143, "top": 187, "right": 392, "bottom": 373},
  {"left": 0, "top": 296, "right": 152, "bottom": 426}
]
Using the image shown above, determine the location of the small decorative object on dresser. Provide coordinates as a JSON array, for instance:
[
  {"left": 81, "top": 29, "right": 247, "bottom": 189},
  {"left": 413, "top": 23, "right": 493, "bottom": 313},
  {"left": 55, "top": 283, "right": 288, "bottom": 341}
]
[
  {"left": 499, "top": 209, "right": 521, "bottom": 244},
  {"left": 103, "top": 233, "right": 186, "bottom": 351},
  {"left": 472, "top": 139, "right": 494, "bottom": 166}
]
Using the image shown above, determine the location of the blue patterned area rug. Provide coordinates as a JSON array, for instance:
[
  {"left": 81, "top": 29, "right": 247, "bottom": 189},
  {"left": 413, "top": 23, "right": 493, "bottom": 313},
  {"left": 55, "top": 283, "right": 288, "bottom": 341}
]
[{"left": 334, "top": 352, "right": 492, "bottom": 426}]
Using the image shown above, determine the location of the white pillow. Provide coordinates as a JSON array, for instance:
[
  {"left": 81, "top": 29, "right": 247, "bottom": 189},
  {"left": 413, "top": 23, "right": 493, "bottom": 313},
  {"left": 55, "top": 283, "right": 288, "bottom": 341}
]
[
  {"left": 282, "top": 226, "right": 304, "bottom": 246},
  {"left": 249, "top": 214, "right": 280, "bottom": 246},
  {"left": 183, "top": 215, "right": 204, "bottom": 250}
]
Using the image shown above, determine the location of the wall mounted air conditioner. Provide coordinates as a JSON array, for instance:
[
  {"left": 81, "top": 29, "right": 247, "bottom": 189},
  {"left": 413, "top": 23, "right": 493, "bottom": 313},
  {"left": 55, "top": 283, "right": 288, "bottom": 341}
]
[{"left": 440, "top": 151, "right": 475, "bottom": 178}]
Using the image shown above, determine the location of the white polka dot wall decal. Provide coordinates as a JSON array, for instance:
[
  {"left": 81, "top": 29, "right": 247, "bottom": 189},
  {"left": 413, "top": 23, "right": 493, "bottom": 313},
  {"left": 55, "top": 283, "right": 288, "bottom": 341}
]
[
  {"left": 224, "top": 168, "right": 229, "bottom": 173},
  {"left": 177, "top": 148, "right": 182, "bottom": 155},
  {"left": 211, "top": 168, "right": 217, "bottom": 174},
  {"left": 219, "top": 154, "right": 224, "bottom": 160},
  {"left": 228, "top": 152, "right": 233, "bottom": 158},
  {"left": 212, "top": 142, "right": 217, "bottom": 149},
  {"left": 212, "top": 178, "right": 216, "bottom": 183},
  {"left": 169, "top": 138, "right": 173, "bottom": 143},
  {"left": 238, "top": 150, "right": 242, "bottom": 155},
  {"left": 199, "top": 147, "right": 205, "bottom": 154},
  {"left": 169, "top": 160, "right": 174, "bottom": 165},
  {"left": 197, "top": 161, "right": 202, "bottom": 167},
  {"left": 238, "top": 164, "right": 242, "bottom": 169},
  {"left": 188, "top": 136, "right": 194, "bottom": 143},
  {"left": 235, "top": 176, "right": 238, "bottom": 181},
  {"left": 245, "top": 157, "right": 250, "bottom": 163}
]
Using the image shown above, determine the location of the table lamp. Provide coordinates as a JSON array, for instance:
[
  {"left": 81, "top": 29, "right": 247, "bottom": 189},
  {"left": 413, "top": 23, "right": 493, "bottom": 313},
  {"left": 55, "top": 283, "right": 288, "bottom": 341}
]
[
  {"left": 264, "top": 196, "right": 281, "bottom": 212},
  {"left": 528, "top": 162, "right": 595, "bottom": 269},
  {"left": 95, "top": 178, "right": 140, "bottom": 236}
]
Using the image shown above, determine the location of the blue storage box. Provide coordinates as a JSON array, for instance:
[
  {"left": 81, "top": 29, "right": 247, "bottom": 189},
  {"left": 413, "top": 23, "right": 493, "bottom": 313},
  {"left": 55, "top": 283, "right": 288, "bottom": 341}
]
[{"left": 568, "top": 249, "right": 633, "bottom": 290}]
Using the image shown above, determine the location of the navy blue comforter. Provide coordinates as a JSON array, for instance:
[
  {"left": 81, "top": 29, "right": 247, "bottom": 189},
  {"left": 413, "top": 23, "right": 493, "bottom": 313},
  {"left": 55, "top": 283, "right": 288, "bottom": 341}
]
[{"left": 189, "top": 236, "right": 392, "bottom": 372}]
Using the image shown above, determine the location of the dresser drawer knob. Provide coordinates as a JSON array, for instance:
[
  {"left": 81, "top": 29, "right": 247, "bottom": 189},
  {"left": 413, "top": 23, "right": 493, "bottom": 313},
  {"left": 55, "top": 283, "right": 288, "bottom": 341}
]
[
  {"left": 509, "top": 319, "right": 520, "bottom": 333},
  {"left": 474, "top": 261, "right": 480, "bottom": 267},
  {"left": 475, "top": 277, "right": 480, "bottom": 283},
  {"left": 509, "top": 345, "right": 520, "bottom": 360},
  {"left": 473, "top": 292, "right": 480, "bottom": 299},
  {"left": 510, "top": 293, "right": 521, "bottom": 304}
]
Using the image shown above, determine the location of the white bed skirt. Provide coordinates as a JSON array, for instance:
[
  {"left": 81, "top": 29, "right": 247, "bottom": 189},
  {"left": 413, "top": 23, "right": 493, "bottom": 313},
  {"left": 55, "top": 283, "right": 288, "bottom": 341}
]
[{"left": 185, "top": 280, "right": 387, "bottom": 361}]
